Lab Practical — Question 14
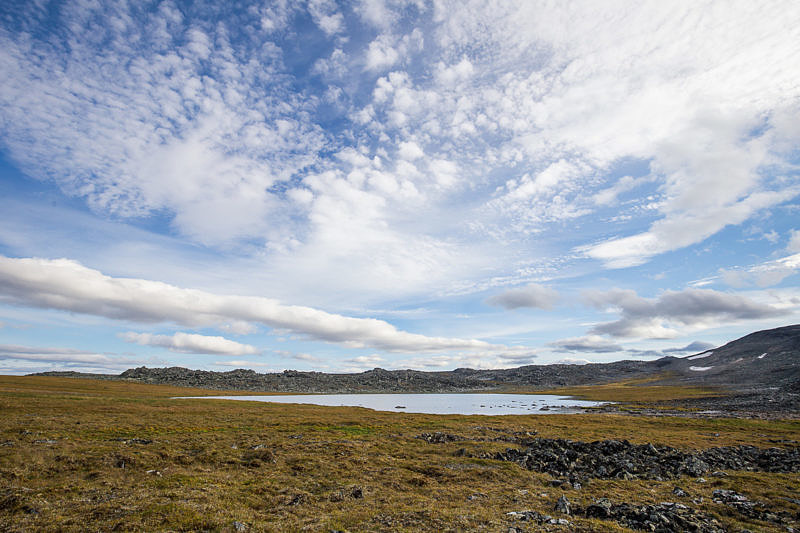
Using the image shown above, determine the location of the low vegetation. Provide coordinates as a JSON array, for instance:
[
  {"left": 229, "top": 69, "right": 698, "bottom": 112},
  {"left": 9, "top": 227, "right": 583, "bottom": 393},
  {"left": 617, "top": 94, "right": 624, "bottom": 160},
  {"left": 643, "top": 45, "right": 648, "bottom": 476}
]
[{"left": 1, "top": 376, "right": 798, "bottom": 532}]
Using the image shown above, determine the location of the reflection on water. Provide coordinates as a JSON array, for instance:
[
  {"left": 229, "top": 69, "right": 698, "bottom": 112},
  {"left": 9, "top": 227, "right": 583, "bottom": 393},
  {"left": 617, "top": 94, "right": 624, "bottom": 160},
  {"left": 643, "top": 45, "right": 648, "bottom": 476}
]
[{"left": 174, "top": 393, "right": 606, "bottom": 415}]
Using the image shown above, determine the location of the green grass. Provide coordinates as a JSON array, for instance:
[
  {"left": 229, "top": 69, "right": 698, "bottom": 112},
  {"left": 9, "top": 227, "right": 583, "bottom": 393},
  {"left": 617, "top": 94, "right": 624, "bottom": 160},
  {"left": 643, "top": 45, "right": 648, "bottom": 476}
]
[{"left": 1, "top": 375, "right": 798, "bottom": 532}]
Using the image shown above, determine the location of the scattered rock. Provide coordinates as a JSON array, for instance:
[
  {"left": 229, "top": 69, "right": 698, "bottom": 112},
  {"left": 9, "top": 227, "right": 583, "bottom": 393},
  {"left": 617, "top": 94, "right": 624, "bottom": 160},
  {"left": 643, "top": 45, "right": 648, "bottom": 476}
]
[
  {"left": 576, "top": 498, "right": 725, "bottom": 532},
  {"left": 507, "top": 509, "right": 572, "bottom": 528},
  {"left": 232, "top": 521, "right": 248, "bottom": 532},
  {"left": 711, "top": 489, "right": 795, "bottom": 525},
  {"left": 554, "top": 495, "right": 570, "bottom": 515},
  {"left": 712, "top": 489, "right": 747, "bottom": 503},
  {"left": 493, "top": 437, "right": 800, "bottom": 482},
  {"left": 673, "top": 487, "right": 688, "bottom": 497},
  {"left": 417, "top": 432, "right": 463, "bottom": 443},
  {"left": 288, "top": 494, "right": 306, "bottom": 506},
  {"left": 110, "top": 437, "right": 152, "bottom": 445}
]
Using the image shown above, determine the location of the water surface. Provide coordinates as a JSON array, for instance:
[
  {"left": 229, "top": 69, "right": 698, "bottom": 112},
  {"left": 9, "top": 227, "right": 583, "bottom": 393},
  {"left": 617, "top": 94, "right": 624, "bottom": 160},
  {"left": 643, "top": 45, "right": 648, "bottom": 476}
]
[{"left": 174, "top": 393, "right": 605, "bottom": 415}]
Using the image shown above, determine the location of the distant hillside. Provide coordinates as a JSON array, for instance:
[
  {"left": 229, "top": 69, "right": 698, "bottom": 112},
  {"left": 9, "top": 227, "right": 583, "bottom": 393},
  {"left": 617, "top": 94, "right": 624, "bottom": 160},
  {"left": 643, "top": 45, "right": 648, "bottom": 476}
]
[
  {"left": 657, "top": 324, "right": 800, "bottom": 390},
  {"left": 32, "top": 325, "right": 800, "bottom": 395}
]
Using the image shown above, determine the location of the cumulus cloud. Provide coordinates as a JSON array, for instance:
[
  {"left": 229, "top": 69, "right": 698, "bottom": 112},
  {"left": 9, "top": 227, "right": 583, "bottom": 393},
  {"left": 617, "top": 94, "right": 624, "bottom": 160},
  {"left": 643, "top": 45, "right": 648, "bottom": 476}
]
[
  {"left": 486, "top": 284, "right": 559, "bottom": 310},
  {"left": 585, "top": 287, "right": 788, "bottom": 338},
  {"left": 0, "top": 255, "right": 515, "bottom": 354},
  {"left": 308, "top": 0, "right": 345, "bottom": 36},
  {"left": 121, "top": 332, "right": 259, "bottom": 356},
  {"left": 549, "top": 335, "right": 624, "bottom": 353}
]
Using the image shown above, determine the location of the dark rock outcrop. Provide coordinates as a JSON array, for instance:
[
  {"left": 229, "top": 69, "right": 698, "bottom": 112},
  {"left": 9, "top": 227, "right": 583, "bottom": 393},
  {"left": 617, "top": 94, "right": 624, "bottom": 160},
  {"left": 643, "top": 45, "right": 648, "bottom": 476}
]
[{"left": 493, "top": 438, "right": 800, "bottom": 480}]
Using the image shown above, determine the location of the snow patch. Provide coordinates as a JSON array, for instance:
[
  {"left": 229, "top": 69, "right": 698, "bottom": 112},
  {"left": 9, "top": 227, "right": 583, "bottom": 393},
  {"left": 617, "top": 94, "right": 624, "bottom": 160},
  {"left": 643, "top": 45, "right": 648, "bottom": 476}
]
[
  {"left": 758, "top": 352, "right": 767, "bottom": 359},
  {"left": 689, "top": 366, "right": 713, "bottom": 372},
  {"left": 688, "top": 351, "right": 713, "bottom": 360}
]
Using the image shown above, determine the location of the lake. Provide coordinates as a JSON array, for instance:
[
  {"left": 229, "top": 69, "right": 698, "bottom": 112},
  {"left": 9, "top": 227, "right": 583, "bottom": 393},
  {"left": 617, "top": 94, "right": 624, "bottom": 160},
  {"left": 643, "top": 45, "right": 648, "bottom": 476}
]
[{"left": 174, "top": 393, "right": 606, "bottom": 415}]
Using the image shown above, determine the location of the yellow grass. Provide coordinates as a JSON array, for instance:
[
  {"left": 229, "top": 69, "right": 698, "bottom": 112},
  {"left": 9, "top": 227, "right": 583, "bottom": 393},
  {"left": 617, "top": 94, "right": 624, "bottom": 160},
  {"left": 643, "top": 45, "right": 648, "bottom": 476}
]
[{"left": 1, "top": 376, "right": 798, "bottom": 532}]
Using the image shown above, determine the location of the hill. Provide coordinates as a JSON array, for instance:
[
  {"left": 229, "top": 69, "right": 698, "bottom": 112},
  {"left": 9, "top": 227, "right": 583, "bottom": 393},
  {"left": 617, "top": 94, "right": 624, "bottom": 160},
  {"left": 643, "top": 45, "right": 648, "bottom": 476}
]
[{"left": 32, "top": 325, "right": 800, "bottom": 415}]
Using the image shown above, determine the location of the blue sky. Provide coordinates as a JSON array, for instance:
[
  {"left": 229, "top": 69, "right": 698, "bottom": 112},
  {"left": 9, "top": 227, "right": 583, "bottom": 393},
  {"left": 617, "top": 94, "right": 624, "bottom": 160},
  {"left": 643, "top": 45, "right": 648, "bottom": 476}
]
[{"left": 1, "top": 0, "right": 799, "bottom": 374}]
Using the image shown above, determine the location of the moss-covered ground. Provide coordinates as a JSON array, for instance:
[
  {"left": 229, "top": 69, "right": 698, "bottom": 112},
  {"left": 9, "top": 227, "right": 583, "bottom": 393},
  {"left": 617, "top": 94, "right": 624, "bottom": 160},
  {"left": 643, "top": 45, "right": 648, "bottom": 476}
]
[{"left": 1, "top": 376, "right": 798, "bottom": 532}]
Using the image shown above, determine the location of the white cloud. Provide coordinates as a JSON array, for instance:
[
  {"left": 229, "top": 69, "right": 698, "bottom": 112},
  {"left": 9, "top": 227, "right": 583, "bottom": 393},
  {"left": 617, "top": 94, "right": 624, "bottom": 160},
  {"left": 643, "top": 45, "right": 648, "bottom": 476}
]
[
  {"left": 122, "top": 331, "right": 259, "bottom": 356},
  {"left": 721, "top": 267, "right": 796, "bottom": 289},
  {"left": 0, "top": 0, "right": 799, "bottom": 351},
  {"left": 719, "top": 253, "right": 799, "bottom": 289},
  {"left": 593, "top": 176, "right": 650, "bottom": 207},
  {"left": 434, "top": 57, "right": 474, "bottom": 87},
  {"left": 397, "top": 141, "right": 425, "bottom": 161},
  {"left": 275, "top": 350, "right": 321, "bottom": 362},
  {"left": 365, "top": 35, "right": 401, "bottom": 71},
  {"left": 0, "top": 255, "right": 519, "bottom": 354},
  {"left": 345, "top": 354, "right": 385, "bottom": 366},
  {"left": 584, "top": 287, "right": 789, "bottom": 338},
  {"left": 582, "top": 187, "right": 800, "bottom": 268},
  {"left": 392, "top": 347, "right": 538, "bottom": 370},
  {"left": 549, "top": 335, "right": 623, "bottom": 353},
  {"left": 308, "top": 0, "right": 345, "bottom": 36},
  {"left": 788, "top": 230, "right": 800, "bottom": 253},
  {"left": 213, "top": 360, "right": 275, "bottom": 369},
  {"left": 0, "top": 2, "right": 326, "bottom": 246},
  {"left": 0, "top": 344, "right": 150, "bottom": 373},
  {"left": 485, "top": 283, "right": 559, "bottom": 310}
]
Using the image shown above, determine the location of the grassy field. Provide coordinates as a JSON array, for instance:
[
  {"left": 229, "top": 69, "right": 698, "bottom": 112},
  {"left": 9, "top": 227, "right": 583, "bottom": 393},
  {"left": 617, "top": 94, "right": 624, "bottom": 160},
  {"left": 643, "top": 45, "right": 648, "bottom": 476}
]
[{"left": 1, "top": 376, "right": 798, "bottom": 532}]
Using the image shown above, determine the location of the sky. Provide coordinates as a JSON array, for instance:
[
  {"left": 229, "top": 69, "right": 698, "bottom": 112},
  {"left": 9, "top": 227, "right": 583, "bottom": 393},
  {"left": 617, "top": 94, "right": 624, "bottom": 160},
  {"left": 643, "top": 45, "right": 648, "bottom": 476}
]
[{"left": 1, "top": 0, "right": 799, "bottom": 375}]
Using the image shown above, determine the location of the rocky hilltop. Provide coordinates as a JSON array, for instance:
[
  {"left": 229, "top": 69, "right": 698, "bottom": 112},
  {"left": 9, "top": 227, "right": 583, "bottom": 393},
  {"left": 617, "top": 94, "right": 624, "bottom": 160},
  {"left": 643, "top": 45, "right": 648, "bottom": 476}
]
[{"left": 112, "top": 358, "right": 662, "bottom": 392}]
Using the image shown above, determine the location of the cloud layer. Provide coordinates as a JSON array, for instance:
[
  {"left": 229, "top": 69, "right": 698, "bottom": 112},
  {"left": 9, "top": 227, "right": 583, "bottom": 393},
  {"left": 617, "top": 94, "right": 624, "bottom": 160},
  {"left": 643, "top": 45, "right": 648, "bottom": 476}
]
[
  {"left": 0, "top": 344, "right": 148, "bottom": 373},
  {"left": 0, "top": 1, "right": 797, "bottom": 302},
  {"left": 585, "top": 288, "right": 788, "bottom": 338},
  {"left": 0, "top": 255, "right": 507, "bottom": 354},
  {"left": 121, "top": 332, "right": 259, "bottom": 356}
]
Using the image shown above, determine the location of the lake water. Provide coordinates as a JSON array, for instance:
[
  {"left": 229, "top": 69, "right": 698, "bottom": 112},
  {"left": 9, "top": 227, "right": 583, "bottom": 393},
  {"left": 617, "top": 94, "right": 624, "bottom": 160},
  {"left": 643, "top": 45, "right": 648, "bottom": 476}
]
[{"left": 174, "top": 393, "right": 606, "bottom": 415}]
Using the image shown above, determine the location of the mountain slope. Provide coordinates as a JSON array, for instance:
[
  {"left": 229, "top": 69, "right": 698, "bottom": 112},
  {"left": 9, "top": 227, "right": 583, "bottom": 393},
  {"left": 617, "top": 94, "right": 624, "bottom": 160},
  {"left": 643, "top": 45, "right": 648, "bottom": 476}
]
[{"left": 664, "top": 324, "right": 800, "bottom": 390}]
